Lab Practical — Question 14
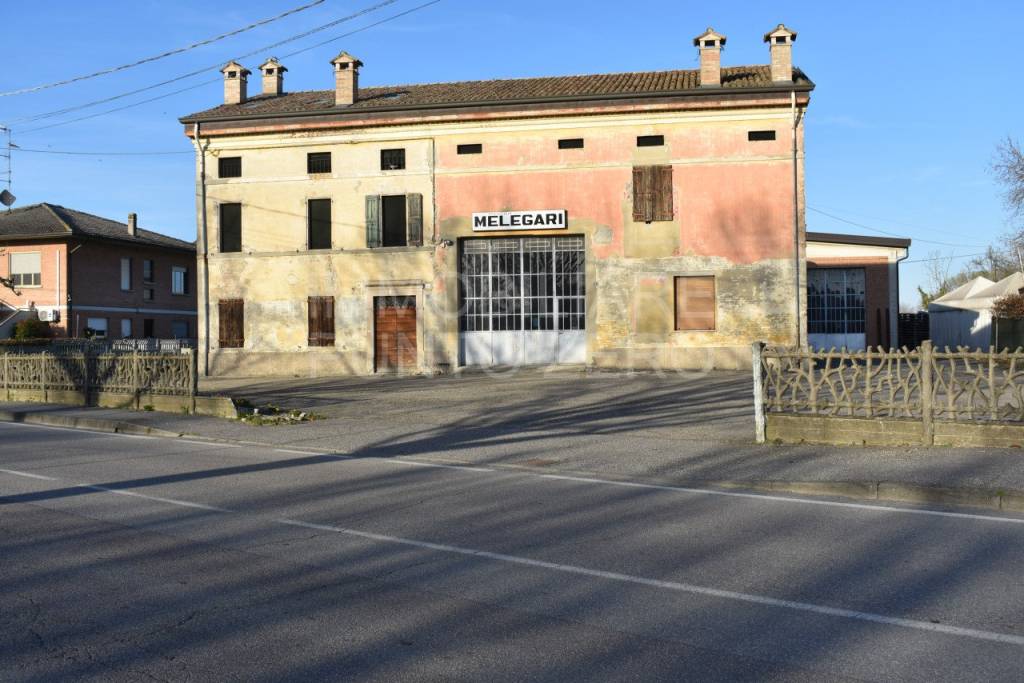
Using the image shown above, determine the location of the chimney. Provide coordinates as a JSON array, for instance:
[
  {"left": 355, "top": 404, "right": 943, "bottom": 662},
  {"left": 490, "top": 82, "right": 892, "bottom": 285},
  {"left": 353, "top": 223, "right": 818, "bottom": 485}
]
[
  {"left": 763, "top": 24, "right": 797, "bottom": 83},
  {"left": 693, "top": 28, "right": 726, "bottom": 87},
  {"left": 127, "top": 213, "right": 137, "bottom": 236},
  {"left": 330, "top": 52, "right": 363, "bottom": 106},
  {"left": 220, "top": 61, "right": 251, "bottom": 105},
  {"left": 259, "top": 57, "right": 287, "bottom": 97}
]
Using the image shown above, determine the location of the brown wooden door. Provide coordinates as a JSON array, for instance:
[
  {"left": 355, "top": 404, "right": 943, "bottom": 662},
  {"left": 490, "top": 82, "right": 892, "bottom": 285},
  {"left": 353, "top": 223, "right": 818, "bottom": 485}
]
[{"left": 374, "top": 296, "right": 417, "bottom": 372}]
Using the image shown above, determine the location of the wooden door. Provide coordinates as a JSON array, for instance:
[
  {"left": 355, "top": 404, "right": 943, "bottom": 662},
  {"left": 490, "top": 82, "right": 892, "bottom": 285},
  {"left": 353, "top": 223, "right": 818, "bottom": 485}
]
[{"left": 374, "top": 296, "right": 417, "bottom": 372}]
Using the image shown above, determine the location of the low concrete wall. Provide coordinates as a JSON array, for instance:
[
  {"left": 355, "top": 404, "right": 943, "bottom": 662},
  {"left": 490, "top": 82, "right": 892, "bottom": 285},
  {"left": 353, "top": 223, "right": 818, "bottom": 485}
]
[
  {"left": 767, "top": 413, "right": 1024, "bottom": 448},
  {"left": 2, "top": 388, "right": 236, "bottom": 419}
]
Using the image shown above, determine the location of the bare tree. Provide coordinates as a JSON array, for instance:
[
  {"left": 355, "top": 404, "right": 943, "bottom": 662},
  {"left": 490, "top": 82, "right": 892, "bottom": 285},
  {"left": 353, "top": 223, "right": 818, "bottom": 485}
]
[{"left": 993, "top": 136, "right": 1024, "bottom": 222}]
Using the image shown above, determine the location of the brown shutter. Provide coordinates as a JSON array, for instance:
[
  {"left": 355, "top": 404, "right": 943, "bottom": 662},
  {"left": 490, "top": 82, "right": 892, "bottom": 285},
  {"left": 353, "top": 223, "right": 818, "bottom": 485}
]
[
  {"left": 653, "top": 165, "right": 674, "bottom": 221},
  {"left": 308, "top": 296, "right": 321, "bottom": 346},
  {"left": 675, "top": 277, "right": 716, "bottom": 331},
  {"left": 218, "top": 299, "right": 244, "bottom": 348},
  {"left": 307, "top": 296, "right": 335, "bottom": 347},
  {"left": 632, "top": 166, "right": 653, "bottom": 222}
]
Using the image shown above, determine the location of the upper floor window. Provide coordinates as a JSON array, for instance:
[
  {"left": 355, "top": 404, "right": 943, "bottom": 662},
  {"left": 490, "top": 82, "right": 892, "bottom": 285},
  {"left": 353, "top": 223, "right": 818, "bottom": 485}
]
[
  {"left": 9, "top": 252, "right": 41, "bottom": 287},
  {"left": 308, "top": 199, "right": 332, "bottom": 250},
  {"left": 219, "top": 203, "right": 242, "bottom": 253},
  {"left": 748, "top": 130, "right": 777, "bottom": 141},
  {"left": 558, "top": 138, "right": 584, "bottom": 150},
  {"left": 381, "top": 148, "right": 405, "bottom": 170},
  {"left": 365, "top": 194, "right": 423, "bottom": 248},
  {"left": 307, "top": 152, "right": 331, "bottom": 174},
  {"left": 143, "top": 259, "right": 154, "bottom": 283},
  {"left": 172, "top": 266, "right": 188, "bottom": 296},
  {"left": 218, "top": 157, "right": 242, "bottom": 178},
  {"left": 637, "top": 135, "right": 665, "bottom": 147},
  {"left": 457, "top": 143, "right": 483, "bottom": 155},
  {"left": 120, "top": 257, "right": 132, "bottom": 291},
  {"left": 632, "top": 165, "right": 674, "bottom": 223}
]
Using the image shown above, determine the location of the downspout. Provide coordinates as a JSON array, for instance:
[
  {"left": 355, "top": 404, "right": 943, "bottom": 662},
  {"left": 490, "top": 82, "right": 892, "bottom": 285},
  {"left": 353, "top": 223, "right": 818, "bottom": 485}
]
[
  {"left": 67, "top": 242, "right": 83, "bottom": 337},
  {"left": 791, "top": 89, "right": 803, "bottom": 347},
  {"left": 895, "top": 248, "right": 909, "bottom": 348},
  {"left": 194, "top": 122, "right": 210, "bottom": 376}
]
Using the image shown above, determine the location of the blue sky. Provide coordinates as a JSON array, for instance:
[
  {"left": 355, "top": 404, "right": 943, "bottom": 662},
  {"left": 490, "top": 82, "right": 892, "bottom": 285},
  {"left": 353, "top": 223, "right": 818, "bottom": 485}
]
[{"left": 2, "top": 0, "right": 1021, "bottom": 308}]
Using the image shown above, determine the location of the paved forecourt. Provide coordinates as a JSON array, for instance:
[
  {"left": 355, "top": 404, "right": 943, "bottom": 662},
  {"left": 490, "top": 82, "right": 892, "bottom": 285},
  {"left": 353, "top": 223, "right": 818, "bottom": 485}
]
[{"left": 2, "top": 422, "right": 1024, "bottom": 681}]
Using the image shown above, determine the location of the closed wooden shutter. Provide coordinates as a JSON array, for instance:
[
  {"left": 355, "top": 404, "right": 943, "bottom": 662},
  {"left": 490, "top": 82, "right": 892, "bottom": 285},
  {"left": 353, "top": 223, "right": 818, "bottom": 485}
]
[
  {"left": 307, "top": 296, "right": 335, "bottom": 347},
  {"left": 365, "top": 195, "right": 382, "bottom": 248},
  {"left": 632, "top": 166, "right": 653, "bottom": 222},
  {"left": 406, "top": 193, "right": 423, "bottom": 246},
  {"left": 653, "top": 165, "right": 674, "bottom": 221},
  {"left": 675, "top": 277, "right": 716, "bottom": 331},
  {"left": 218, "top": 299, "right": 244, "bottom": 348}
]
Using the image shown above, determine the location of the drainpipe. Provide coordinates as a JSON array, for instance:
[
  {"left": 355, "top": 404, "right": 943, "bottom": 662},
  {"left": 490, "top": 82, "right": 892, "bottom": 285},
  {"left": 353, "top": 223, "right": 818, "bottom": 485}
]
[
  {"left": 194, "top": 123, "right": 210, "bottom": 376},
  {"left": 894, "top": 248, "right": 909, "bottom": 348},
  {"left": 791, "top": 90, "right": 803, "bottom": 347},
  {"left": 67, "top": 242, "right": 83, "bottom": 337}
]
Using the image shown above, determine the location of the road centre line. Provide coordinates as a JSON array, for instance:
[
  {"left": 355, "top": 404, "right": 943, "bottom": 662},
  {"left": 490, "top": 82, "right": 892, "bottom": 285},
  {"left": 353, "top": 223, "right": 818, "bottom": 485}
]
[{"left": 2, "top": 465, "right": 1024, "bottom": 647}]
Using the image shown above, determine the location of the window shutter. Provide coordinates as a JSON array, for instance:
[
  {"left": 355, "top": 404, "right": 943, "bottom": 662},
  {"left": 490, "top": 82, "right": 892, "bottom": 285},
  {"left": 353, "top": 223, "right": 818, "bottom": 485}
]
[
  {"left": 322, "top": 296, "right": 335, "bottom": 345},
  {"left": 365, "top": 195, "right": 382, "bottom": 248},
  {"left": 218, "top": 299, "right": 244, "bottom": 348},
  {"left": 632, "top": 166, "right": 654, "bottom": 222},
  {"left": 654, "top": 165, "right": 674, "bottom": 221},
  {"left": 308, "top": 296, "right": 321, "bottom": 346},
  {"left": 675, "top": 277, "right": 716, "bottom": 331},
  {"left": 406, "top": 193, "right": 423, "bottom": 247}
]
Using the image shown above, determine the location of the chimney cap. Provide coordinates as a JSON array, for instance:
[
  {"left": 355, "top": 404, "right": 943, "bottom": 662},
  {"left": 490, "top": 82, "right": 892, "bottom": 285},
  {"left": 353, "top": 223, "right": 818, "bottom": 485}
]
[
  {"left": 220, "top": 61, "right": 251, "bottom": 77},
  {"left": 330, "top": 51, "right": 363, "bottom": 69},
  {"left": 693, "top": 27, "right": 727, "bottom": 48},
  {"left": 763, "top": 24, "right": 797, "bottom": 44},
  {"left": 259, "top": 57, "right": 288, "bottom": 73}
]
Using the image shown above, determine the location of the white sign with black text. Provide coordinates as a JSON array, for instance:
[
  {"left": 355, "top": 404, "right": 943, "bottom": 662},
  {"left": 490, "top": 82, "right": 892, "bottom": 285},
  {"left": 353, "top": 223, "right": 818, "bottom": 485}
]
[{"left": 472, "top": 210, "right": 568, "bottom": 232}]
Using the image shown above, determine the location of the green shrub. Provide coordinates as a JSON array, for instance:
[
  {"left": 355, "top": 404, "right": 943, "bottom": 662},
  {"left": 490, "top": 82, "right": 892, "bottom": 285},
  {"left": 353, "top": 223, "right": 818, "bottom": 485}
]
[
  {"left": 12, "top": 318, "right": 52, "bottom": 340},
  {"left": 993, "top": 293, "right": 1024, "bottom": 320}
]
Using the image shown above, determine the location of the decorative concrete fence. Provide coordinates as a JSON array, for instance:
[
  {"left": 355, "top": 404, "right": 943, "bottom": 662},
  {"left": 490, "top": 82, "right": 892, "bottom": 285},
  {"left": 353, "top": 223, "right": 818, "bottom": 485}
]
[
  {"left": 0, "top": 349, "right": 233, "bottom": 417},
  {"left": 753, "top": 341, "right": 1024, "bottom": 447}
]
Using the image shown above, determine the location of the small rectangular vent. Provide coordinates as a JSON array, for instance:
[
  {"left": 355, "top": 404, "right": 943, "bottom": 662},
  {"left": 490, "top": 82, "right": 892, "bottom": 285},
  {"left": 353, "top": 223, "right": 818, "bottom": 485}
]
[
  {"left": 457, "top": 143, "right": 483, "bottom": 155},
  {"left": 637, "top": 135, "right": 665, "bottom": 147},
  {"left": 748, "top": 130, "right": 777, "bottom": 141},
  {"left": 558, "top": 138, "right": 584, "bottom": 149}
]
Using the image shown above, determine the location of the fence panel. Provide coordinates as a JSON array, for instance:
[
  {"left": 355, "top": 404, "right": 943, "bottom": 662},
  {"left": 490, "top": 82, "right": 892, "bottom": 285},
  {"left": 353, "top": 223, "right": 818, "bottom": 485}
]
[{"left": 1, "top": 350, "right": 196, "bottom": 397}]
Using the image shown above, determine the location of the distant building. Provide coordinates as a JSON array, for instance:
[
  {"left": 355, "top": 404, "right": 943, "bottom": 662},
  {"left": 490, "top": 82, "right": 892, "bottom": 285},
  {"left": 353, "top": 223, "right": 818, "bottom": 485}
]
[
  {"left": 181, "top": 25, "right": 814, "bottom": 377},
  {"left": 929, "top": 273, "right": 1024, "bottom": 350},
  {"left": 0, "top": 203, "right": 196, "bottom": 339},
  {"left": 806, "top": 232, "right": 910, "bottom": 351}
]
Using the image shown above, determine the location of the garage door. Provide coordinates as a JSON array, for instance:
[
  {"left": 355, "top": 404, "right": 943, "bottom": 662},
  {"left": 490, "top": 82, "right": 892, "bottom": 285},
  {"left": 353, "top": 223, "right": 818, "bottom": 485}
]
[{"left": 459, "top": 236, "right": 585, "bottom": 366}]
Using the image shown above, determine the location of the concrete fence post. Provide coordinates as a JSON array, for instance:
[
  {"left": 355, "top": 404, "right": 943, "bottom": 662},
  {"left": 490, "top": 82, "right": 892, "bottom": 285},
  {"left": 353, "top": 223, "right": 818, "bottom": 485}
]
[
  {"left": 2, "top": 353, "right": 7, "bottom": 401},
  {"left": 752, "top": 342, "right": 767, "bottom": 444},
  {"left": 989, "top": 346, "right": 998, "bottom": 421},
  {"left": 40, "top": 352, "right": 47, "bottom": 401},
  {"left": 920, "top": 340, "right": 934, "bottom": 446}
]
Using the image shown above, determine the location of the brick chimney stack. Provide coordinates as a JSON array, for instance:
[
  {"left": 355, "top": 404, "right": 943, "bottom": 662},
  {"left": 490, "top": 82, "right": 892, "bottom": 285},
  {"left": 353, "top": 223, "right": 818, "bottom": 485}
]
[
  {"left": 221, "top": 61, "right": 251, "bottom": 105},
  {"left": 764, "top": 24, "right": 797, "bottom": 83},
  {"left": 127, "top": 213, "right": 137, "bottom": 236},
  {"left": 330, "top": 52, "right": 362, "bottom": 106},
  {"left": 259, "top": 57, "right": 287, "bottom": 97},
  {"left": 693, "top": 28, "right": 726, "bottom": 87}
]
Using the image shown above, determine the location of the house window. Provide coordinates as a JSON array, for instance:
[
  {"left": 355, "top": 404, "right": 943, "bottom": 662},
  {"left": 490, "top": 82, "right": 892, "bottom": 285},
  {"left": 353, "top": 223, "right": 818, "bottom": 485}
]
[
  {"left": 218, "top": 157, "right": 242, "bottom": 178},
  {"left": 220, "top": 203, "right": 242, "bottom": 253},
  {"left": 86, "top": 317, "right": 108, "bottom": 339},
  {"left": 632, "top": 165, "right": 674, "bottom": 223},
  {"left": 308, "top": 296, "right": 335, "bottom": 347},
  {"left": 675, "top": 276, "right": 716, "bottom": 331},
  {"left": 808, "top": 268, "right": 866, "bottom": 335},
  {"left": 172, "top": 266, "right": 188, "bottom": 295},
  {"left": 558, "top": 138, "right": 584, "bottom": 149},
  {"left": 143, "top": 319, "right": 155, "bottom": 338},
  {"left": 748, "top": 130, "right": 777, "bottom": 141},
  {"left": 365, "top": 194, "right": 423, "bottom": 248},
  {"left": 9, "top": 252, "right": 41, "bottom": 287},
  {"left": 308, "top": 199, "right": 332, "bottom": 250},
  {"left": 171, "top": 320, "right": 189, "bottom": 339},
  {"left": 637, "top": 135, "right": 665, "bottom": 147},
  {"left": 218, "top": 299, "right": 244, "bottom": 348},
  {"left": 307, "top": 152, "right": 331, "bottom": 174},
  {"left": 121, "top": 319, "right": 132, "bottom": 339},
  {"left": 143, "top": 259, "right": 154, "bottom": 283},
  {"left": 144, "top": 288, "right": 155, "bottom": 302},
  {"left": 457, "top": 143, "right": 482, "bottom": 155},
  {"left": 120, "top": 257, "right": 132, "bottom": 291},
  {"left": 381, "top": 148, "right": 405, "bottom": 170}
]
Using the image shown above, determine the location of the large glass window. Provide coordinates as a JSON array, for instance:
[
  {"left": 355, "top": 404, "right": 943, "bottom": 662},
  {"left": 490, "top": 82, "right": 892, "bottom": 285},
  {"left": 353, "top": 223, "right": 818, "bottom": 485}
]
[{"left": 808, "top": 268, "right": 866, "bottom": 335}]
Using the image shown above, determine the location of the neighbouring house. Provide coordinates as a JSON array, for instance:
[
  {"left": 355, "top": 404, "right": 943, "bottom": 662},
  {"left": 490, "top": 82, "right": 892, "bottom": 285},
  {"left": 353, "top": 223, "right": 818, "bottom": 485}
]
[
  {"left": 806, "top": 232, "right": 911, "bottom": 351},
  {"left": 180, "top": 25, "right": 814, "bottom": 377},
  {"left": 0, "top": 203, "right": 197, "bottom": 340},
  {"left": 929, "top": 273, "right": 1024, "bottom": 350}
]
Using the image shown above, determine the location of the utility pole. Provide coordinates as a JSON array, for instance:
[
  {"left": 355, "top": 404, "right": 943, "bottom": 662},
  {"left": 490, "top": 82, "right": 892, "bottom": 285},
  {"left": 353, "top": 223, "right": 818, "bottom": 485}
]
[{"left": 0, "top": 125, "right": 10, "bottom": 191}]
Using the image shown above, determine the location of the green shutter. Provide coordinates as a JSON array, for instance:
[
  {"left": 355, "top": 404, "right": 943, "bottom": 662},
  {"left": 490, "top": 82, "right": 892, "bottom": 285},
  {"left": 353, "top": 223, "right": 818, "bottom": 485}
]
[
  {"left": 365, "top": 195, "right": 382, "bottom": 248},
  {"left": 406, "top": 193, "right": 423, "bottom": 247}
]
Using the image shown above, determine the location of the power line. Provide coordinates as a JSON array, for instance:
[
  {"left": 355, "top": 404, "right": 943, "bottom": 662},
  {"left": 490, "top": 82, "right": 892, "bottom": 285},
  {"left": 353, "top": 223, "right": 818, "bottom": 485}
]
[
  {"left": 902, "top": 252, "right": 987, "bottom": 264},
  {"left": 9, "top": 0, "right": 401, "bottom": 127},
  {"left": 808, "top": 202, "right": 976, "bottom": 242},
  {"left": 14, "top": 0, "right": 441, "bottom": 136},
  {"left": 807, "top": 206, "right": 987, "bottom": 249},
  {"left": 10, "top": 147, "right": 191, "bottom": 156},
  {"left": 0, "top": 0, "right": 327, "bottom": 97}
]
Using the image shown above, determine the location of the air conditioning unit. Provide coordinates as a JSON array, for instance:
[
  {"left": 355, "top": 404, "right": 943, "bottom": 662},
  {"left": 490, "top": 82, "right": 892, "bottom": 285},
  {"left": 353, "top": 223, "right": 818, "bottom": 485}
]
[{"left": 37, "top": 309, "right": 60, "bottom": 322}]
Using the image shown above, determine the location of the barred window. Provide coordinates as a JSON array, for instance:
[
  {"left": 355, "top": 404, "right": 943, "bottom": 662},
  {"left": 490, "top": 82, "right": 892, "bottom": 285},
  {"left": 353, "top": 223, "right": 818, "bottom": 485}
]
[
  {"left": 307, "top": 152, "right": 331, "bottom": 174},
  {"left": 218, "top": 157, "right": 241, "bottom": 178},
  {"left": 380, "top": 148, "right": 405, "bottom": 170}
]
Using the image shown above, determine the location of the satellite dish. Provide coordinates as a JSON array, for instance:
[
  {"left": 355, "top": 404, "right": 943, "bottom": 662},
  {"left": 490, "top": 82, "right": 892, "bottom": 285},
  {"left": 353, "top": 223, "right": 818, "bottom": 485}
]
[{"left": 0, "top": 189, "right": 14, "bottom": 207}]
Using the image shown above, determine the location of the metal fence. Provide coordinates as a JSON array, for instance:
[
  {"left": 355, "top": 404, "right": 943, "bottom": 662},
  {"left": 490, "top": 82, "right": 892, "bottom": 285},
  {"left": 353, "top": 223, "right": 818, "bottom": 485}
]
[
  {"left": 1, "top": 350, "right": 197, "bottom": 397},
  {"left": 0, "top": 338, "right": 196, "bottom": 355},
  {"left": 753, "top": 341, "right": 1024, "bottom": 443}
]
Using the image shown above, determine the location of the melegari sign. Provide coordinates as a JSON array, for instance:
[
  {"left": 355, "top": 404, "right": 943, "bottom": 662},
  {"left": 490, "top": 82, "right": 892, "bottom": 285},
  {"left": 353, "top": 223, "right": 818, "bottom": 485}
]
[{"left": 472, "top": 210, "right": 567, "bottom": 231}]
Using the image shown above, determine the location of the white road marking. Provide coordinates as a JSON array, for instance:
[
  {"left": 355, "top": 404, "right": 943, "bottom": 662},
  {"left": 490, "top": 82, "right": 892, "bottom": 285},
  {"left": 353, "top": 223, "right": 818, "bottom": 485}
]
[
  {"left": 272, "top": 447, "right": 494, "bottom": 472},
  {"left": 537, "top": 474, "right": 1024, "bottom": 526},
  {"left": 180, "top": 439, "right": 242, "bottom": 448},
  {"left": 3, "top": 464, "right": 1024, "bottom": 646},
  {"left": 275, "top": 448, "right": 329, "bottom": 456},
  {"left": 0, "top": 467, "right": 57, "bottom": 481}
]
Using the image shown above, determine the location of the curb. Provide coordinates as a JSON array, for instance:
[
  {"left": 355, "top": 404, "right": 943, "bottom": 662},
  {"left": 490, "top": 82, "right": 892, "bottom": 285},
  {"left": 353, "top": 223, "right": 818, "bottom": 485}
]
[{"left": 0, "top": 410, "right": 184, "bottom": 439}]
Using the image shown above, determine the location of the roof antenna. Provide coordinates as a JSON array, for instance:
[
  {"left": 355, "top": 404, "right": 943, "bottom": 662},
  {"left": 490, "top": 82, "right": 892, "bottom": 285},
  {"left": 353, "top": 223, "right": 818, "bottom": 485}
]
[{"left": 0, "top": 126, "right": 13, "bottom": 211}]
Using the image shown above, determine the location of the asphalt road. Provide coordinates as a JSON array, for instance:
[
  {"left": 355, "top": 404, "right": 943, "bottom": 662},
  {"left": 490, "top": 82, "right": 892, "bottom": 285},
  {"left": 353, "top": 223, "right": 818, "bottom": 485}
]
[{"left": 2, "top": 422, "right": 1024, "bottom": 681}]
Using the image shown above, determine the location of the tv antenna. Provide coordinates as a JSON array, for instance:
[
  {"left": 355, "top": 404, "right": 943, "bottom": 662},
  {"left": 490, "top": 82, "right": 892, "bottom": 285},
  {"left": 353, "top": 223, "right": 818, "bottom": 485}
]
[{"left": 0, "top": 126, "right": 13, "bottom": 210}]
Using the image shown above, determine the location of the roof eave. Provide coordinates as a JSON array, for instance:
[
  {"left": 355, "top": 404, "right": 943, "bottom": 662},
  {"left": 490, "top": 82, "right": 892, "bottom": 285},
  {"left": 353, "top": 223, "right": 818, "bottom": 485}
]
[{"left": 179, "top": 80, "right": 815, "bottom": 125}]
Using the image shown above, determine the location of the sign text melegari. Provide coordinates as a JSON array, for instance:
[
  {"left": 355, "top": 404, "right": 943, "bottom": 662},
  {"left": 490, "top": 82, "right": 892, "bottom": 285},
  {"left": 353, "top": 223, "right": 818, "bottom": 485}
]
[{"left": 472, "top": 210, "right": 567, "bottom": 231}]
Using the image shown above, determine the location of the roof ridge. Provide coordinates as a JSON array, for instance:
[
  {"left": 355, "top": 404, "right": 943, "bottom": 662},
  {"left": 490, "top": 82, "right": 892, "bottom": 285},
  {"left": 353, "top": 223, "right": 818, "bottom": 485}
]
[{"left": 41, "top": 203, "right": 74, "bottom": 234}]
